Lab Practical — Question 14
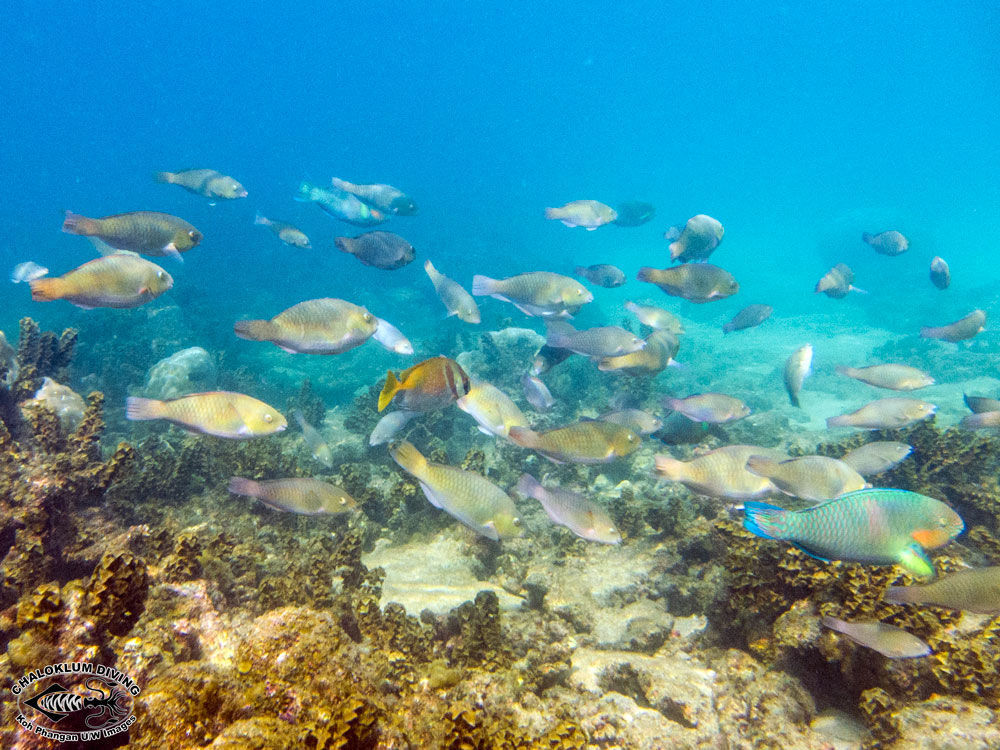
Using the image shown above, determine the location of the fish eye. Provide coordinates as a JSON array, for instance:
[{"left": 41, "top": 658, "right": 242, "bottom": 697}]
[
  {"left": 157, "top": 271, "right": 165, "bottom": 279},
  {"left": 263, "top": 413, "right": 274, "bottom": 423},
  {"left": 188, "top": 230, "right": 197, "bottom": 238}
]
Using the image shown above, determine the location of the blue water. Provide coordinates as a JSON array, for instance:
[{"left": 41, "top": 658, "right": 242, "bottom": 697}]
[{"left": 1, "top": 1, "right": 998, "bottom": 389}]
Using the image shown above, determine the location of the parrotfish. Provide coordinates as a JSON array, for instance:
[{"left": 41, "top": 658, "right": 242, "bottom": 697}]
[
  {"left": 378, "top": 356, "right": 470, "bottom": 412},
  {"left": 664, "top": 393, "right": 750, "bottom": 424},
  {"left": 624, "top": 301, "right": 684, "bottom": 333},
  {"left": 62, "top": 210, "right": 202, "bottom": 260},
  {"left": 456, "top": 380, "right": 528, "bottom": 438},
  {"left": 821, "top": 616, "right": 930, "bottom": 659},
  {"left": 612, "top": 201, "right": 655, "bottom": 227},
  {"left": 826, "top": 398, "right": 936, "bottom": 430},
  {"left": 783, "top": 344, "right": 813, "bottom": 408},
  {"left": 228, "top": 477, "right": 356, "bottom": 515},
  {"left": 234, "top": 298, "right": 377, "bottom": 354},
  {"left": 515, "top": 473, "right": 620, "bottom": 544},
  {"left": 598, "top": 409, "right": 662, "bottom": 435},
  {"left": 835, "top": 364, "right": 934, "bottom": 391},
  {"left": 655, "top": 445, "right": 784, "bottom": 500},
  {"left": 862, "top": 230, "right": 909, "bottom": 256},
  {"left": 372, "top": 317, "right": 414, "bottom": 354},
  {"left": 530, "top": 345, "right": 572, "bottom": 375},
  {"left": 390, "top": 441, "right": 521, "bottom": 540},
  {"left": 722, "top": 304, "right": 772, "bottom": 334},
  {"left": 599, "top": 330, "right": 679, "bottom": 376},
  {"left": 293, "top": 410, "right": 333, "bottom": 467},
  {"left": 472, "top": 271, "right": 593, "bottom": 318},
  {"left": 546, "top": 321, "right": 645, "bottom": 360},
  {"left": 155, "top": 168, "right": 247, "bottom": 199},
  {"left": 964, "top": 394, "right": 1000, "bottom": 414},
  {"left": 521, "top": 373, "right": 555, "bottom": 411},
  {"left": 742, "top": 488, "right": 964, "bottom": 577},
  {"left": 295, "top": 181, "right": 387, "bottom": 226},
  {"left": 745, "top": 455, "right": 867, "bottom": 502},
  {"left": 254, "top": 213, "right": 311, "bottom": 248},
  {"left": 929, "top": 256, "right": 950, "bottom": 290},
  {"left": 574, "top": 264, "right": 626, "bottom": 288},
  {"left": 638, "top": 263, "right": 738, "bottom": 303},
  {"left": 920, "top": 309, "right": 986, "bottom": 342},
  {"left": 840, "top": 441, "right": 912, "bottom": 477},
  {"left": 335, "top": 231, "right": 415, "bottom": 270},
  {"left": 30, "top": 254, "right": 173, "bottom": 309},
  {"left": 424, "top": 259, "right": 480, "bottom": 323},
  {"left": 885, "top": 565, "right": 1000, "bottom": 614},
  {"left": 127, "top": 391, "right": 287, "bottom": 439},
  {"left": 664, "top": 214, "right": 724, "bottom": 263},
  {"left": 10, "top": 261, "right": 48, "bottom": 283},
  {"left": 544, "top": 200, "right": 617, "bottom": 230},
  {"left": 331, "top": 177, "right": 417, "bottom": 215},
  {"left": 509, "top": 421, "right": 640, "bottom": 464},
  {"left": 368, "top": 410, "right": 419, "bottom": 446},
  {"left": 814, "top": 263, "right": 860, "bottom": 299}
]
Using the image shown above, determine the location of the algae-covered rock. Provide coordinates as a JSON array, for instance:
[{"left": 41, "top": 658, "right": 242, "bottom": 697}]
[{"left": 144, "top": 346, "right": 216, "bottom": 400}]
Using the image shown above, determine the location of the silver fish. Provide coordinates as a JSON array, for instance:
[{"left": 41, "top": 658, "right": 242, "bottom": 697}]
[
  {"left": 372, "top": 318, "right": 414, "bottom": 354},
  {"left": 821, "top": 616, "right": 930, "bottom": 659},
  {"left": 293, "top": 410, "right": 333, "bottom": 467},
  {"left": 521, "top": 373, "right": 554, "bottom": 411},
  {"left": 515, "top": 473, "right": 620, "bottom": 544}
]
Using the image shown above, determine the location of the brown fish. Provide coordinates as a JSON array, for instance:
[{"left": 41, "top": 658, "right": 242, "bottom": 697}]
[
  {"left": 29, "top": 254, "right": 173, "bottom": 309},
  {"left": 835, "top": 364, "right": 934, "bottom": 391},
  {"left": 331, "top": 177, "right": 417, "bottom": 215},
  {"left": 960, "top": 411, "right": 1000, "bottom": 430},
  {"left": 826, "top": 398, "right": 936, "bottom": 430},
  {"left": 598, "top": 330, "right": 679, "bottom": 376},
  {"left": 964, "top": 394, "right": 1000, "bottom": 414},
  {"left": 62, "top": 210, "right": 202, "bottom": 260},
  {"left": 664, "top": 214, "right": 725, "bottom": 262},
  {"left": 508, "top": 421, "right": 640, "bottom": 464},
  {"left": 233, "top": 298, "right": 377, "bottom": 354},
  {"left": 228, "top": 477, "right": 357, "bottom": 515},
  {"left": 885, "top": 566, "right": 1000, "bottom": 614},
  {"left": 723, "top": 304, "right": 773, "bottom": 334},
  {"left": 574, "top": 264, "right": 626, "bottom": 288},
  {"left": 920, "top": 310, "right": 986, "bottom": 342},
  {"left": 155, "top": 168, "right": 247, "bottom": 199},
  {"left": 424, "top": 260, "right": 480, "bottom": 323},
  {"left": 638, "top": 263, "right": 738, "bottom": 303},
  {"left": 862, "top": 230, "right": 909, "bottom": 256},
  {"left": 378, "top": 355, "right": 471, "bottom": 412},
  {"left": 929, "top": 256, "right": 950, "bottom": 290},
  {"left": 472, "top": 271, "right": 593, "bottom": 318},
  {"left": 254, "top": 214, "right": 311, "bottom": 248},
  {"left": 841, "top": 441, "right": 912, "bottom": 477}
]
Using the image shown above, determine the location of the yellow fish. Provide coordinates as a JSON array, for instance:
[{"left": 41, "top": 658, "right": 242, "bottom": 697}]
[
  {"left": 234, "top": 298, "right": 377, "bottom": 354},
  {"left": 390, "top": 441, "right": 520, "bottom": 540},
  {"left": 126, "top": 391, "right": 286, "bottom": 438},
  {"left": 378, "top": 356, "right": 470, "bottom": 412},
  {"left": 228, "top": 477, "right": 356, "bottom": 515},
  {"left": 509, "top": 421, "right": 639, "bottom": 464},
  {"left": 29, "top": 254, "right": 172, "bottom": 309}
]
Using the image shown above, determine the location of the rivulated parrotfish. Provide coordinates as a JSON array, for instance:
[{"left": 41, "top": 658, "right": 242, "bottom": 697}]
[
  {"left": 814, "top": 263, "right": 858, "bottom": 299},
  {"left": 862, "top": 230, "right": 908, "bottom": 256},
  {"left": 295, "top": 181, "right": 387, "bottom": 226},
  {"left": 835, "top": 364, "right": 934, "bottom": 391},
  {"left": 521, "top": 373, "right": 554, "bottom": 411},
  {"left": 920, "top": 309, "right": 986, "bottom": 342},
  {"left": 546, "top": 321, "right": 645, "bottom": 359},
  {"left": 544, "top": 200, "right": 617, "bottom": 230},
  {"left": 515, "top": 473, "right": 620, "bottom": 544},
  {"left": 821, "top": 616, "right": 930, "bottom": 659},
  {"left": 637, "top": 263, "right": 738, "bottom": 303},
  {"left": 840, "top": 441, "right": 912, "bottom": 477},
  {"left": 372, "top": 317, "right": 414, "bottom": 354},
  {"left": 293, "top": 410, "right": 333, "bottom": 467},
  {"left": 885, "top": 565, "right": 1000, "bottom": 614},
  {"left": 744, "top": 455, "right": 867, "bottom": 502},
  {"left": 826, "top": 398, "right": 935, "bottom": 430},
  {"left": 456, "top": 379, "right": 528, "bottom": 438},
  {"left": 509, "top": 421, "right": 639, "bottom": 464},
  {"left": 335, "top": 231, "right": 415, "bottom": 270},
  {"left": 228, "top": 477, "right": 356, "bottom": 515},
  {"left": 722, "top": 304, "right": 772, "bottom": 334},
  {"left": 472, "top": 271, "right": 593, "bottom": 318},
  {"left": 155, "top": 168, "right": 247, "bottom": 199},
  {"left": 742, "top": 488, "right": 964, "bottom": 577},
  {"left": 929, "top": 256, "right": 950, "bottom": 290},
  {"left": 624, "top": 301, "right": 684, "bottom": 333},
  {"left": 655, "top": 445, "right": 783, "bottom": 500},
  {"left": 599, "top": 330, "right": 679, "bottom": 376},
  {"left": 378, "top": 355, "right": 470, "bottom": 412},
  {"left": 331, "top": 177, "right": 417, "bottom": 215},
  {"left": 574, "top": 264, "right": 626, "bottom": 288},
  {"left": 62, "top": 210, "right": 202, "bottom": 260},
  {"left": 424, "top": 260, "right": 480, "bottom": 323},
  {"left": 254, "top": 213, "right": 311, "bottom": 248},
  {"left": 390, "top": 440, "right": 520, "bottom": 541},
  {"left": 664, "top": 393, "right": 749, "bottom": 424},
  {"left": 127, "top": 391, "right": 287, "bottom": 439}
]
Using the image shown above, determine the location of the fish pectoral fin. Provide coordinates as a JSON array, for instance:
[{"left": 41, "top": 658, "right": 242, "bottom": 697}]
[
  {"left": 163, "top": 243, "right": 184, "bottom": 262},
  {"left": 89, "top": 237, "right": 119, "bottom": 256},
  {"left": 789, "top": 542, "right": 832, "bottom": 563},
  {"left": 481, "top": 520, "right": 500, "bottom": 541},
  {"left": 585, "top": 226, "right": 597, "bottom": 231},
  {"left": 898, "top": 543, "right": 936, "bottom": 578},
  {"left": 419, "top": 481, "right": 445, "bottom": 509}
]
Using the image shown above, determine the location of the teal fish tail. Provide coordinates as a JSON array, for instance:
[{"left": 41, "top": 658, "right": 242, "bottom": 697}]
[{"left": 743, "top": 501, "right": 787, "bottom": 540}]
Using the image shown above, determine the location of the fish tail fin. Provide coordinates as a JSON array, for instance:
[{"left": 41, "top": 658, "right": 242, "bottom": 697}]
[
  {"left": 834, "top": 365, "right": 851, "bottom": 377},
  {"left": 544, "top": 207, "right": 563, "bottom": 220},
  {"left": 636, "top": 267, "right": 655, "bottom": 283},
  {"left": 515, "top": 472, "right": 542, "bottom": 499},
  {"left": 573, "top": 266, "right": 586, "bottom": 277},
  {"left": 294, "top": 181, "right": 315, "bottom": 202},
  {"left": 389, "top": 440, "right": 427, "bottom": 475},
  {"left": 228, "top": 476, "right": 261, "bottom": 497},
  {"left": 742, "top": 501, "right": 788, "bottom": 540},
  {"left": 253, "top": 212, "right": 271, "bottom": 226},
  {"left": 471, "top": 275, "right": 496, "bottom": 296},
  {"left": 62, "top": 211, "right": 97, "bottom": 236},
  {"left": 653, "top": 454, "right": 685, "bottom": 480},
  {"left": 745, "top": 455, "right": 779, "bottom": 477},
  {"left": 861, "top": 232, "right": 873, "bottom": 244},
  {"left": 125, "top": 396, "right": 166, "bottom": 421},
  {"left": 292, "top": 409, "right": 308, "bottom": 429},
  {"left": 28, "top": 277, "right": 66, "bottom": 302},
  {"left": 378, "top": 370, "right": 401, "bottom": 412},
  {"left": 884, "top": 585, "right": 919, "bottom": 606},
  {"left": 153, "top": 171, "right": 174, "bottom": 184},
  {"left": 826, "top": 415, "right": 848, "bottom": 428},
  {"left": 545, "top": 320, "right": 575, "bottom": 349},
  {"left": 668, "top": 241, "right": 683, "bottom": 260},
  {"left": 918, "top": 326, "right": 935, "bottom": 339},
  {"left": 423, "top": 259, "right": 438, "bottom": 278},
  {"left": 788, "top": 391, "right": 800, "bottom": 408},
  {"left": 507, "top": 426, "right": 539, "bottom": 449},
  {"left": 664, "top": 225, "right": 682, "bottom": 242},
  {"left": 233, "top": 319, "right": 272, "bottom": 341},
  {"left": 330, "top": 177, "right": 349, "bottom": 191}
]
